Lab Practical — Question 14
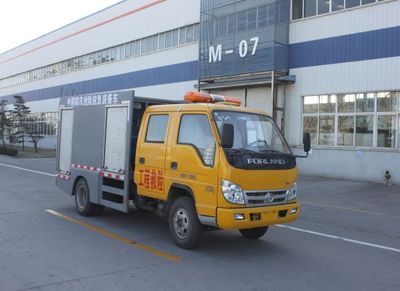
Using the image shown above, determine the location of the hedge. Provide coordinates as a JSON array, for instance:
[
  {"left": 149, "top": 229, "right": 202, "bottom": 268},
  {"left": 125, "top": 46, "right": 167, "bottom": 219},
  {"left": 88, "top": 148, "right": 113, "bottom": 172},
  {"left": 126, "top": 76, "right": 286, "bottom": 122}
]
[{"left": 0, "top": 146, "right": 18, "bottom": 156}]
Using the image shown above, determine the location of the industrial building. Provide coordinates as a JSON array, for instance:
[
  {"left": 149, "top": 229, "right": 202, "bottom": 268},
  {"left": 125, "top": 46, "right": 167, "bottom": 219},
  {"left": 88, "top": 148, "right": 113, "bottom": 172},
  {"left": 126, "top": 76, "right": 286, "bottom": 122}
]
[{"left": 0, "top": 0, "right": 399, "bottom": 184}]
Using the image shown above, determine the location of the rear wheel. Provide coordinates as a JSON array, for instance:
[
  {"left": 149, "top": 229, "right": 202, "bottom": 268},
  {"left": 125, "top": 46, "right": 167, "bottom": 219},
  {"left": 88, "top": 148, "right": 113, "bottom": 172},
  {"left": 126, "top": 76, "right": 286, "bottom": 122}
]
[
  {"left": 168, "top": 197, "right": 204, "bottom": 249},
  {"left": 239, "top": 227, "right": 268, "bottom": 239},
  {"left": 74, "top": 178, "right": 98, "bottom": 216}
]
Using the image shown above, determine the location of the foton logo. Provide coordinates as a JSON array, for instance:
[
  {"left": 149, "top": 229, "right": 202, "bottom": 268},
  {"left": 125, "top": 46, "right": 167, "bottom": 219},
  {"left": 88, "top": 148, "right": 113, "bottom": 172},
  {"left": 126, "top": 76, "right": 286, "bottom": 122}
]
[{"left": 247, "top": 158, "right": 286, "bottom": 165}]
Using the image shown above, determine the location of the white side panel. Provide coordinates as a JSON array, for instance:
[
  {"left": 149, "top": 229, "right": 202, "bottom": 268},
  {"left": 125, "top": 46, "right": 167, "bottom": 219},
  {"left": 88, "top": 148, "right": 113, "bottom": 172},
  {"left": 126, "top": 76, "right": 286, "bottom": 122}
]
[
  {"left": 59, "top": 109, "right": 74, "bottom": 172},
  {"left": 104, "top": 106, "right": 128, "bottom": 172},
  {"left": 290, "top": 1, "right": 400, "bottom": 44}
]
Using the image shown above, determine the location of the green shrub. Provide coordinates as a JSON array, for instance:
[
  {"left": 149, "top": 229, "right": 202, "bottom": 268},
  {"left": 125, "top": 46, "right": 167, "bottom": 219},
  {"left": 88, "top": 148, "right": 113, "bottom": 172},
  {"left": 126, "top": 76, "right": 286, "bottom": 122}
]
[{"left": 0, "top": 146, "right": 18, "bottom": 156}]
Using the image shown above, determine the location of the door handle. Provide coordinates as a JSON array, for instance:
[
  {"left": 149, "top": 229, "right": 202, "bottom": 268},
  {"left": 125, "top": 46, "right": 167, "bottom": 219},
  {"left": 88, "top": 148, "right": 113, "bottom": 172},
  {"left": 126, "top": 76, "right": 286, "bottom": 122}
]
[
  {"left": 171, "top": 162, "right": 178, "bottom": 170},
  {"left": 139, "top": 157, "right": 145, "bottom": 164}
]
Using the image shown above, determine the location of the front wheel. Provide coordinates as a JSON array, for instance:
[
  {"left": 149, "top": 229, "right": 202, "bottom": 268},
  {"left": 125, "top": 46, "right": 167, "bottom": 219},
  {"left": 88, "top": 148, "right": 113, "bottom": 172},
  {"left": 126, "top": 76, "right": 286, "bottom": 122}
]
[
  {"left": 239, "top": 227, "right": 268, "bottom": 239},
  {"left": 168, "top": 197, "right": 204, "bottom": 249}
]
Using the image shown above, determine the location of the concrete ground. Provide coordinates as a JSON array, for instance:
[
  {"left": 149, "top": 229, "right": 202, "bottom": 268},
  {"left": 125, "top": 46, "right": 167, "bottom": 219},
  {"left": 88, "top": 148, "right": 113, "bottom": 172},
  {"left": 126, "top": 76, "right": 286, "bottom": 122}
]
[{"left": 0, "top": 155, "right": 399, "bottom": 291}]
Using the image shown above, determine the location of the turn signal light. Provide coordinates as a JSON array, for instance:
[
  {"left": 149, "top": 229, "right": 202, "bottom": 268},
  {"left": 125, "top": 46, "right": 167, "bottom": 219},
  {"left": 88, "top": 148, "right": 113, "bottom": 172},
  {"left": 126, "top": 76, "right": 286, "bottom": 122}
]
[{"left": 184, "top": 91, "right": 241, "bottom": 106}]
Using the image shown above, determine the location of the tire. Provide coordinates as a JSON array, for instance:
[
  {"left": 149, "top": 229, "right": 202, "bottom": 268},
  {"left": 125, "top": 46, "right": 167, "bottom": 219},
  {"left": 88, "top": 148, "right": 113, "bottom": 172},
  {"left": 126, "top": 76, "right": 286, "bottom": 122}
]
[
  {"left": 168, "top": 196, "right": 204, "bottom": 249},
  {"left": 74, "top": 178, "right": 97, "bottom": 216},
  {"left": 239, "top": 227, "right": 268, "bottom": 239}
]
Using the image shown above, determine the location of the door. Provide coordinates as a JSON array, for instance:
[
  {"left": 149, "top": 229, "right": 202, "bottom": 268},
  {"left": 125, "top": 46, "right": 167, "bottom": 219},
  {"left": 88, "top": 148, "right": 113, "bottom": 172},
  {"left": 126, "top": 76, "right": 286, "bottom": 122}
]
[
  {"left": 100, "top": 104, "right": 131, "bottom": 213},
  {"left": 135, "top": 113, "right": 170, "bottom": 200},
  {"left": 166, "top": 112, "right": 219, "bottom": 217},
  {"left": 58, "top": 108, "right": 74, "bottom": 173},
  {"left": 104, "top": 105, "right": 129, "bottom": 173}
]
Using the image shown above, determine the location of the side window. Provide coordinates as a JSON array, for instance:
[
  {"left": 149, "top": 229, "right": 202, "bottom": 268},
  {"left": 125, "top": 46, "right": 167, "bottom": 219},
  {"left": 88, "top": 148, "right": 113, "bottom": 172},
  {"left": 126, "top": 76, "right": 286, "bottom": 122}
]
[
  {"left": 178, "top": 115, "right": 215, "bottom": 166},
  {"left": 145, "top": 115, "right": 169, "bottom": 143}
]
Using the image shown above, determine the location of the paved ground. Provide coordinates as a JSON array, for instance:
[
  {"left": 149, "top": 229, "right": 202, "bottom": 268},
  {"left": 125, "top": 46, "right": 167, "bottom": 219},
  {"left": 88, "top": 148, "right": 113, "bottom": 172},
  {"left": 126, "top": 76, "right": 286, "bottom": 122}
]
[{"left": 0, "top": 155, "right": 399, "bottom": 291}]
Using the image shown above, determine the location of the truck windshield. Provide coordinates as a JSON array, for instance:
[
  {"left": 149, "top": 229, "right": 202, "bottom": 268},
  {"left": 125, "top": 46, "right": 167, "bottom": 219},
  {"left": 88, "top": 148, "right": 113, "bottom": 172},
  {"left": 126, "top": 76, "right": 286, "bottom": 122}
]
[{"left": 213, "top": 111, "right": 292, "bottom": 155}]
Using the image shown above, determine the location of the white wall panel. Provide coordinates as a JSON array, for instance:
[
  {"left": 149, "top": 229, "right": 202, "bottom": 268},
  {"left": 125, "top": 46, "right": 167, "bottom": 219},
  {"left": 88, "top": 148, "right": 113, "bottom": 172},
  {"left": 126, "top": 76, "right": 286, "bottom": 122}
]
[
  {"left": 294, "top": 147, "right": 400, "bottom": 184},
  {"left": 290, "top": 0, "right": 400, "bottom": 44},
  {"left": 285, "top": 56, "right": 400, "bottom": 146}
]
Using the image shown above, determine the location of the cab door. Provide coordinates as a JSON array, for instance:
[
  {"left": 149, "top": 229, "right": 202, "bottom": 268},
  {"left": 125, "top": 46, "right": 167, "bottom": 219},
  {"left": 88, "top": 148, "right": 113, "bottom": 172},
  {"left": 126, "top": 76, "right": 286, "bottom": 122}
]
[
  {"left": 165, "top": 112, "right": 219, "bottom": 217},
  {"left": 134, "top": 112, "right": 171, "bottom": 200}
]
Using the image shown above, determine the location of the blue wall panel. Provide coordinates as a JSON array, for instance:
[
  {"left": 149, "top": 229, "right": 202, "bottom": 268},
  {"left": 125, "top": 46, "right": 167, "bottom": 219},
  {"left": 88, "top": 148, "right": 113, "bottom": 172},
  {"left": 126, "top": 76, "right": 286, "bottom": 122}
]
[{"left": 289, "top": 26, "right": 400, "bottom": 69}]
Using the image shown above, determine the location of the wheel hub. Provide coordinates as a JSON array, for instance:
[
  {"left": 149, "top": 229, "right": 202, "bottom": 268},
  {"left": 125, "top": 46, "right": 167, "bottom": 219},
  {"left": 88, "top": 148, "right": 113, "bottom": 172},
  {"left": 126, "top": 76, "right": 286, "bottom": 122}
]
[
  {"left": 76, "top": 186, "right": 87, "bottom": 209},
  {"left": 173, "top": 208, "right": 190, "bottom": 239}
]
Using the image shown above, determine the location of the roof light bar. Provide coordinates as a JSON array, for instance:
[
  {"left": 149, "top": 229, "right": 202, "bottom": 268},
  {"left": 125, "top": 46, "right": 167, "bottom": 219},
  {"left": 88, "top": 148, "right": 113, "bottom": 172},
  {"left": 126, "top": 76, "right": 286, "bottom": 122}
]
[{"left": 184, "top": 91, "right": 241, "bottom": 106}]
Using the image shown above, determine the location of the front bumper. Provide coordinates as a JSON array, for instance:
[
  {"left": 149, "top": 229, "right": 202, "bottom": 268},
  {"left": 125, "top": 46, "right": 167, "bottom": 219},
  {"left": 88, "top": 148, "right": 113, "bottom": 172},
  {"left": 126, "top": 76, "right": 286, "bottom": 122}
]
[{"left": 216, "top": 202, "right": 300, "bottom": 229}]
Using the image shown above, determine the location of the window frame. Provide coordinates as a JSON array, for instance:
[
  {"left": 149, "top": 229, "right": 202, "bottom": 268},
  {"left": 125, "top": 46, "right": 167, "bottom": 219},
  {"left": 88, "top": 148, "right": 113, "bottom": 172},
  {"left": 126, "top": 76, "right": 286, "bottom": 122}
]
[
  {"left": 302, "top": 91, "right": 400, "bottom": 150},
  {"left": 291, "top": 0, "right": 386, "bottom": 21},
  {"left": 177, "top": 113, "right": 216, "bottom": 167},
  {"left": 145, "top": 114, "right": 169, "bottom": 144}
]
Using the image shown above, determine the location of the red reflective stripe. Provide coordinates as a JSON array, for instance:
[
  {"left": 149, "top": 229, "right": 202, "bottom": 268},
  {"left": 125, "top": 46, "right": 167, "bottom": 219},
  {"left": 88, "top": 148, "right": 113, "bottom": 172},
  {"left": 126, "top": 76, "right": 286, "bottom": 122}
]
[
  {"left": 0, "top": 0, "right": 166, "bottom": 65},
  {"left": 58, "top": 174, "right": 70, "bottom": 180}
]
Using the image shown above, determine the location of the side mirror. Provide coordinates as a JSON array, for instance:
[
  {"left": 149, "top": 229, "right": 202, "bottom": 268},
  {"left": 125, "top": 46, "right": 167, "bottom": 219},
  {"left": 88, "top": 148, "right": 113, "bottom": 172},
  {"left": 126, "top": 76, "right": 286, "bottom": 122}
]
[
  {"left": 221, "top": 124, "right": 234, "bottom": 149},
  {"left": 303, "top": 132, "right": 311, "bottom": 153}
]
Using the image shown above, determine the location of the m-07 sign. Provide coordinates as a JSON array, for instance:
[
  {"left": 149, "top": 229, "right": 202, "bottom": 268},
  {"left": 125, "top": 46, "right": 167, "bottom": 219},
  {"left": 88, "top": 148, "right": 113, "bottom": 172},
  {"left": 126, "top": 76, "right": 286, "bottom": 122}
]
[
  {"left": 199, "top": 0, "right": 290, "bottom": 80},
  {"left": 209, "top": 37, "right": 259, "bottom": 63}
]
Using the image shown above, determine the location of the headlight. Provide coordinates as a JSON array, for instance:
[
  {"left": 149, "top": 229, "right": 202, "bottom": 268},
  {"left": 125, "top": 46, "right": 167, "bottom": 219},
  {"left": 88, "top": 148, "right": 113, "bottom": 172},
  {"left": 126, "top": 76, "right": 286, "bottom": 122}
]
[
  {"left": 221, "top": 180, "right": 244, "bottom": 205},
  {"left": 287, "top": 183, "right": 297, "bottom": 201}
]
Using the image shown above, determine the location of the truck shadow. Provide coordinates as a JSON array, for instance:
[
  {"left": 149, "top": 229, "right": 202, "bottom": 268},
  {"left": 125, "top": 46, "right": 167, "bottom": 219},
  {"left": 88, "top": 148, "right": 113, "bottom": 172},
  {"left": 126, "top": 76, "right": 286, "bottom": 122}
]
[{"left": 60, "top": 206, "right": 290, "bottom": 258}]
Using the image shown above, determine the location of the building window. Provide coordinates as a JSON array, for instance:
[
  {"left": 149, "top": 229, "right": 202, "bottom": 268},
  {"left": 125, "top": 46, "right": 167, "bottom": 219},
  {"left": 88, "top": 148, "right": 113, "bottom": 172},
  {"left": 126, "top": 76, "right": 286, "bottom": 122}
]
[
  {"left": 346, "top": 0, "right": 361, "bottom": 8},
  {"left": 258, "top": 5, "right": 269, "bottom": 25},
  {"left": 332, "top": 0, "right": 345, "bottom": 11},
  {"left": 337, "top": 116, "right": 354, "bottom": 146},
  {"left": 237, "top": 11, "right": 247, "bottom": 32},
  {"left": 377, "top": 115, "right": 396, "bottom": 148},
  {"left": 247, "top": 8, "right": 257, "bottom": 30},
  {"left": 318, "top": 0, "right": 330, "bottom": 14},
  {"left": 302, "top": 91, "right": 400, "bottom": 149},
  {"left": 356, "top": 93, "right": 374, "bottom": 112},
  {"left": 319, "top": 115, "right": 335, "bottom": 145},
  {"left": 355, "top": 115, "right": 373, "bottom": 146},
  {"left": 304, "top": 0, "right": 317, "bottom": 17},
  {"left": 292, "top": 0, "right": 387, "bottom": 20},
  {"left": 303, "top": 116, "right": 318, "bottom": 144},
  {"left": 27, "top": 112, "right": 58, "bottom": 136}
]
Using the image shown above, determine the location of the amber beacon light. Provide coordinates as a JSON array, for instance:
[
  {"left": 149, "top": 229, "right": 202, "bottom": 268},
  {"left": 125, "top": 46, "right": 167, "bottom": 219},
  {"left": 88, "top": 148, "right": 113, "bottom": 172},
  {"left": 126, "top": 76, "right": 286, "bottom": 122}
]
[{"left": 184, "top": 91, "right": 241, "bottom": 106}]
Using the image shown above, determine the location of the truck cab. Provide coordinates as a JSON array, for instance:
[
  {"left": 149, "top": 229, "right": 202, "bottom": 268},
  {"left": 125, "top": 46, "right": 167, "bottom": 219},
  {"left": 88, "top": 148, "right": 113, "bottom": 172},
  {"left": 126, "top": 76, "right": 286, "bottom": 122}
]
[{"left": 134, "top": 92, "right": 307, "bottom": 248}]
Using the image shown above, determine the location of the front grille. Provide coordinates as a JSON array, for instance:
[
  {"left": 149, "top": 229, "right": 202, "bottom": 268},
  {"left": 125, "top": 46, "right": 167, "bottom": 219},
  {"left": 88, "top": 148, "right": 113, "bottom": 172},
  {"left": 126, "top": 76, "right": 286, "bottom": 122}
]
[{"left": 244, "top": 189, "right": 288, "bottom": 206}]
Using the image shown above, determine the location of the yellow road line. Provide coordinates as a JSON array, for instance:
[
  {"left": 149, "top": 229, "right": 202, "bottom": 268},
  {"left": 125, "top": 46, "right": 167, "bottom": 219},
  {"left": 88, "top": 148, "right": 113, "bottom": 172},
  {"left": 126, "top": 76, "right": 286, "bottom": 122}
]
[{"left": 45, "top": 209, "right": 181, "bottom": 262}]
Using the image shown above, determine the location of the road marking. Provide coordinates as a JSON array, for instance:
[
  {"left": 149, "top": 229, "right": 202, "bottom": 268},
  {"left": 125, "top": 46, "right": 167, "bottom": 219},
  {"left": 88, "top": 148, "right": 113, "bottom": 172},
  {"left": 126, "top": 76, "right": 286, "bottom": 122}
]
[
  {"left": 45, "top": 209, "right": 181, "bottom": 262},
  {"left": 0, "top": 162, "right": 55, "bottom": 177},
  {"left": 301, "top": 201, "right": 400, "bottom": 219},
  {"left": 276, "top": 224, "right": 400, "bottom": 253}
]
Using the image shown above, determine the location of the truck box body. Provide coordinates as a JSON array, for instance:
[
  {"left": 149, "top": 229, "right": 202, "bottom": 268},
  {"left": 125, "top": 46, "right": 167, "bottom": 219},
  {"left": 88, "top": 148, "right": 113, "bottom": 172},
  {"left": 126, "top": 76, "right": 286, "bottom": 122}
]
[{"left": 56, "top": 90, "right": 172, "bottom": 212}]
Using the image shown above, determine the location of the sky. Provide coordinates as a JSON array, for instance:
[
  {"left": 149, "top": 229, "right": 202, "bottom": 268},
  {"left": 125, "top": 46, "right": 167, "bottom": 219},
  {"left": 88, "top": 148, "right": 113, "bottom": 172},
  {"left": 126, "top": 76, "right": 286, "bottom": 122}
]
[{"left": 0, "top": 0, "right": 122, "bottom": 54}]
